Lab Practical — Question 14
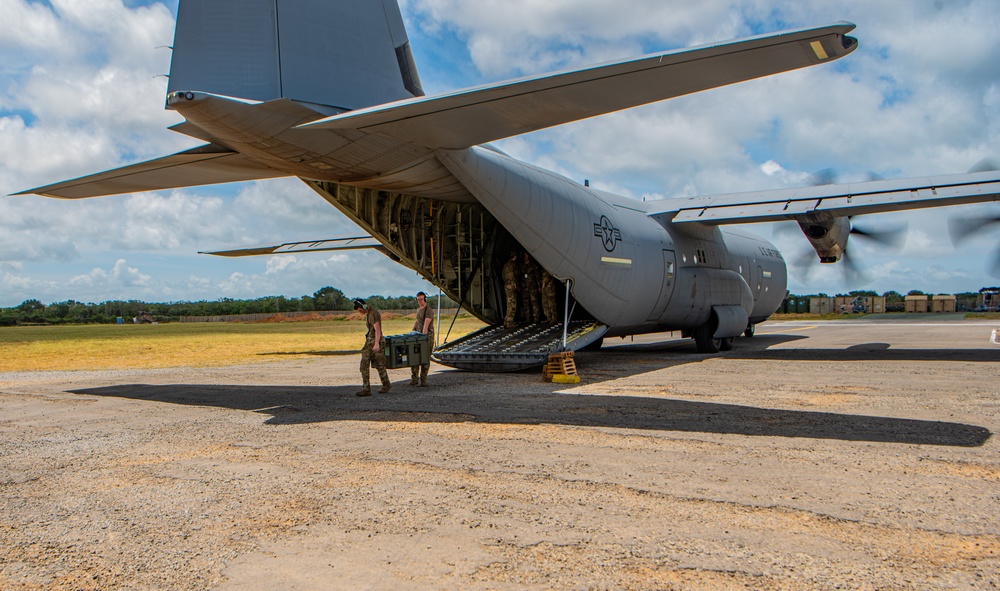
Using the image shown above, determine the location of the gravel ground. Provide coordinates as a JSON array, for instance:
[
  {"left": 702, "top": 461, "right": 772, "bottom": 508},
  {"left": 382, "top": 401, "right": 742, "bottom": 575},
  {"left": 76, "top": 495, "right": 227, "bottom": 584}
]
[{"left": 1, "top": 317, "right": 998, "bottom": 590}]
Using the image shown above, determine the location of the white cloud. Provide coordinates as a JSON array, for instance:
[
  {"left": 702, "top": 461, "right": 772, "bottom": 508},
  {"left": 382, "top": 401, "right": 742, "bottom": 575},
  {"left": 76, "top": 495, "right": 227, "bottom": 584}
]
[{"left": 69, "top": 258, "right": 151, "bottom": 289}]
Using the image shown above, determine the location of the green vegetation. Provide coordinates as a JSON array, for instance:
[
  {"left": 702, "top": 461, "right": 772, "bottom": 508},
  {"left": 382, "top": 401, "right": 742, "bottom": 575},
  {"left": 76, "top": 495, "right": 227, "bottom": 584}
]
[
  {"left": 0, "top": 286, "right": 458, "bottom": 326},
  {"left": 964, "top": 312, "right": 1000, "bottom": 320},
  {"left": 770, "top": 312, "right": 864, "bottom": 321}
]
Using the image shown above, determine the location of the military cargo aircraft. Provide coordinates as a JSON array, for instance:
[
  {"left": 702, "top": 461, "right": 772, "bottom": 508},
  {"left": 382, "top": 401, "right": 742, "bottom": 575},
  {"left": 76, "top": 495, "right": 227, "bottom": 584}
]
[{"left": 17, "top": 0, "right": 1000, "bottom": 370}]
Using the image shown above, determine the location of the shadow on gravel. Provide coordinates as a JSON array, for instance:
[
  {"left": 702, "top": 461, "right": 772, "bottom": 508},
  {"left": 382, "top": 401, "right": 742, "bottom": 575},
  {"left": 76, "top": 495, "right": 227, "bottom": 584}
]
[
  {"left": 726, "top": 345, "right": 1000, "bottom": 363},
  {"left": 599, "top": 333, "right": 1000, "bottom": 362},
  {"left": 68, "top": 332, "right": 996, "bottom": 447},
  {"left": 71, "top": 379, "right": 992, "bottom": 448}
]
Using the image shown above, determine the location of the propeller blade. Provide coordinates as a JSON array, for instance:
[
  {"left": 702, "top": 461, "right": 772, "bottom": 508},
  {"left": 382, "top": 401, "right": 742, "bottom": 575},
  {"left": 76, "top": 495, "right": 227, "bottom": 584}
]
[
  {"left": 850, "top": 220, "right": 908, "bottom": 248},
  {"left": 787, "top": 249, "right": 819, "bottom": 284},
  {"left": 948, "top": 213, "right": 1000, "bottom": 246},
  {"left": 990, "top": 247, "right": 1000, "bottom": 278},
  {"left": 840, "top": 249, "right": 871, "bottom": 286},
  {"left": 968, "top": 157, "right": 1000, "bottom": 174},
  {"left": 808, "top": 168, "right": 838, "bottom": 186}
]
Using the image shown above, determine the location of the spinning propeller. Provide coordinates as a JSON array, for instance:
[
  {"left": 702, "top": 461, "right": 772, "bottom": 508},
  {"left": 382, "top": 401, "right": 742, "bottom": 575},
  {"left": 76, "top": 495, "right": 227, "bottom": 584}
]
[
  {"left": 778, "top": 217, "right": 908, "bottom": 285},
  {"left": 776, "top": 169, "right": 907, "bottom": 286},
  {"left": 946, "top": 158, "right": 1000, "bottom": 277},
  {"left": 840, "top": 217, "right": 908, "bottom": 283}
]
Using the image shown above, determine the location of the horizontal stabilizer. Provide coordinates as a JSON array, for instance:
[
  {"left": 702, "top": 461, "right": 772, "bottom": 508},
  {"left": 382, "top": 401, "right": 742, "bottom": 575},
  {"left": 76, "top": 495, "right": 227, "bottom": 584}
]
[
  {"left": 647, "top": 170, "right": 1000, "bottom": 226},
  {"left": 14, "top": 144, "right": 288, "bottom": 199},
  {"left": 300, "top": 23, "right": 856, "bottom": 149},
  {"left": 200, "top": 236, "right": 383, "bottom": 257}
]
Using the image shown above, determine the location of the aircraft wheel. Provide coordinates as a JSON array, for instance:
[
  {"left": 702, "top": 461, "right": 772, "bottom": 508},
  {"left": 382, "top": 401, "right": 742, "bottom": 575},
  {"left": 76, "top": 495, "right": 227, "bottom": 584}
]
[
  {"left": 744, "top": 323, "right": 756, "bottom": 338},
  {"left": 719, "top": 336, "right": 735, "bottom": 351},
  {"left": 694, "top": 322, "right": 721, "bottom": 353}
]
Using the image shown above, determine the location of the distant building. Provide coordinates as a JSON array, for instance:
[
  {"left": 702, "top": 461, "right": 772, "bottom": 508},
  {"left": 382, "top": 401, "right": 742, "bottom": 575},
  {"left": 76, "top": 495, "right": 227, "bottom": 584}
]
[
  {"left": 904, "top": 294, "right": 929, "bottom": 313},
  {"left": 809, "top": 297, "right": 833, "bottom": 314},
  {"left": 978, "top": 288, "right": 1000, "bottom": 312},
  {"left": 930, "top": 294, "right": 956, "bottom": 313}
]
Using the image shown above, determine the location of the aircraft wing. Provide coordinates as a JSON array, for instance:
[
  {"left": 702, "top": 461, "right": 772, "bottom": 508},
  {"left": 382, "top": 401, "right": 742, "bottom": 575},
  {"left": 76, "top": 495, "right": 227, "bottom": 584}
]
[
  {"left": 200, "top": 236, "right": 384, "bottom": 257},
  {"left": 299, "top": 23, "right": 857, "bottom": 149},
  {"left": 14, "top": 144, "right": 289, "bottom": 199},
  {"left": 645, "top": 170, "right": 1000, "bottom": 226}
]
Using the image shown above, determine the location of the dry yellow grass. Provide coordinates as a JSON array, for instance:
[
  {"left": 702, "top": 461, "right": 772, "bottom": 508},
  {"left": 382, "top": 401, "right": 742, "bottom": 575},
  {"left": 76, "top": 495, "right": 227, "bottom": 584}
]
[{"left": 0, "top": 316, "right": 485, "bottom": 372}]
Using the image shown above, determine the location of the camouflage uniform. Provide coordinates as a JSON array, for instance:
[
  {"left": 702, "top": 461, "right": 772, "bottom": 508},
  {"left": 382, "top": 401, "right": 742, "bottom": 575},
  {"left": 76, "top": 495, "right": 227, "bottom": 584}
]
[
  {"left": 359, "top": 306, "right": 390, "bottom": 395},
  {"left": 409, "top": 304, "right": 434, "bottom": 386},
  {"left": 521, "top": 253, "right": 542, "bottom": 324},
  {"left": 540, "top": 269, "right": 558, "bottom": 324},
  {"left": 502, "top": 253, "right": 519, "bottom": 328}
]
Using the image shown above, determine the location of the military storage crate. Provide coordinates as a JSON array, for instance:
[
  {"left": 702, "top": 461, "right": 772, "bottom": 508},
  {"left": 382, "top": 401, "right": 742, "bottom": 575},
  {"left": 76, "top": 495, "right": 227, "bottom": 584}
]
[{"left": 384, "top": 332, "right": 431, "bottom": 368}]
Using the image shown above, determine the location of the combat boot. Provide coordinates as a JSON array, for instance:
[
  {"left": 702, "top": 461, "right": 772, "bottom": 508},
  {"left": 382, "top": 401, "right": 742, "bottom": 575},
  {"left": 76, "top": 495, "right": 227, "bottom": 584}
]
[
  {"left": 409, "top": 377, "right": 419, "bottom": 386},
  {"left": 356, "top": 388, "right": 372, "bottom": 397},
  {"left": 379, "top": 384, "right": 391, "bottom": 394}
]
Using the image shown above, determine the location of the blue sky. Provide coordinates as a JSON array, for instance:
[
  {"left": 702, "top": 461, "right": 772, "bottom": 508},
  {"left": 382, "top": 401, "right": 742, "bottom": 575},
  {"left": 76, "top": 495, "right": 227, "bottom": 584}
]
[{"left": 1, "top": 0, "right": 999, "bottom": 307}]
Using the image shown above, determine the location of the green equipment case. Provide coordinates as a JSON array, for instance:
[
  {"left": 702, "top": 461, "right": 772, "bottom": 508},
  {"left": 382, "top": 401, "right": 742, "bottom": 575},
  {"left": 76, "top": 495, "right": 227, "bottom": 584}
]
[{"left": 384, "top": 332, "right": 431, "bottom": 368}]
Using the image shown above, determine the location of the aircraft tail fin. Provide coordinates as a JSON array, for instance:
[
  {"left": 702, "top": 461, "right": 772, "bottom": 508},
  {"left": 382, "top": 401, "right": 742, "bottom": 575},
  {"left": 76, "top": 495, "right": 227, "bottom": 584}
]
[{"left": 167, "top": 0, "right": 423, "bottom": 111}]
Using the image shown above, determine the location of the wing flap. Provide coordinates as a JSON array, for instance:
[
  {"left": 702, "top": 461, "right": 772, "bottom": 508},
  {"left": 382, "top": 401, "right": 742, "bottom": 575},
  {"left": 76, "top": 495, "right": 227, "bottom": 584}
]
[
  {"left": 200, "top": 236, "right": 383, "bottom": 257},
  {"left": 650, "top": 171, "right": 1000, "bottom": 225},
  {"left": 15, "top": 144, "right": 289, "bottom": 199},
  {"left": 299, "top": 23, "right": 856, "bottom": 148}
]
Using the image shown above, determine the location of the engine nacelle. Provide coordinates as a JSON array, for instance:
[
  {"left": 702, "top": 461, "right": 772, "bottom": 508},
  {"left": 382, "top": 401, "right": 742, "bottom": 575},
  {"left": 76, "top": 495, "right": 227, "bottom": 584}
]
[{"left": 797, "top": 215, "right": 851, "bottom": 263}]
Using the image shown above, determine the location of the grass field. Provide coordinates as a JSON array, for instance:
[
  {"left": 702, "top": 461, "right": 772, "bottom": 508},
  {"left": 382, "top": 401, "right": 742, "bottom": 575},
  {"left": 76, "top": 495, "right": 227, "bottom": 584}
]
[
  {"left": 4, "top": 312, "right": 993, "bottom": 373},
  {"left": 0, "top": 315, "right": 486, "bottom": 372}
]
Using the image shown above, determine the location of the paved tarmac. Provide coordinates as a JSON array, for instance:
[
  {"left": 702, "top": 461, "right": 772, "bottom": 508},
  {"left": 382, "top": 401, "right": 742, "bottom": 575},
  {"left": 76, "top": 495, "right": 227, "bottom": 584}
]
[{"left": 1, "top": 315, "right": 998, "bottom": 590}]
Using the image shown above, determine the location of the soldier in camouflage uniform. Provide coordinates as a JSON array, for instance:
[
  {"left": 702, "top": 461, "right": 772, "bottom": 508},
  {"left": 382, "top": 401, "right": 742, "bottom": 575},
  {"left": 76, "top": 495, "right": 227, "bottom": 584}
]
[
  {"left": 521, "top": 252, "right": 542, "bottom": 324},
  {"left": 354, "top": 298, "right": 391, "bottom": 396},
  {"left": 502, "top": 250, "right": 519, "bottom": 328},
  {"left": 409, "top": 291, "right": 434, "bottom": 387},
  {"left": 540, "top": 269, "right": 558, "bottom": 324}
]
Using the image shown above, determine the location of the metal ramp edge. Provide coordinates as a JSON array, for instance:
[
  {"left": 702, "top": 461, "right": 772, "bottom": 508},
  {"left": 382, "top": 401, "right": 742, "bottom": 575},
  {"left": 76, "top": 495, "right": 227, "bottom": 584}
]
[{"left": 433, "top": 320, "right": 607, "bottom": 372}]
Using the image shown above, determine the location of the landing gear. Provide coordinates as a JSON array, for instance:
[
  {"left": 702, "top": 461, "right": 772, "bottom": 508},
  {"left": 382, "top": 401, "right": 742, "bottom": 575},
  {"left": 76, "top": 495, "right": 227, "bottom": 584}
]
[
  {"left": 719, "top": 336, "right": 735, "bottom": 351},
  {"left": 744, "top": 323, "right": 756, "bottom": 338},
  {"left": 694, "top": 322, "right": 721, "bottom": 353}
]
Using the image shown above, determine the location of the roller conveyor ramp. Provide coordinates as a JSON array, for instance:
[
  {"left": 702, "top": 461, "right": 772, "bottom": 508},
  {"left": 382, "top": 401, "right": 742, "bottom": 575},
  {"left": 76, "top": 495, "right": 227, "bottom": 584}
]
[{"left": 433, "top": 321, "right": 607, "bottom": 372}]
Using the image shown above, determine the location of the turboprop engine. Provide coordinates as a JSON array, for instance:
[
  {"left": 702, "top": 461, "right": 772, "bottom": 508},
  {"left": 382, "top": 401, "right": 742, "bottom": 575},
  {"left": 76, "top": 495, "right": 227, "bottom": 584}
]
[{"left": 797, "top": 215, "right": 851, "bottom": 263}]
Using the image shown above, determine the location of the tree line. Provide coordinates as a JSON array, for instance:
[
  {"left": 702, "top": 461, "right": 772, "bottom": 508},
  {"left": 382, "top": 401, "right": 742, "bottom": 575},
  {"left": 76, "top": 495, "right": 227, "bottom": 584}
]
[
  {"left": 0, "top": 286, "right": 457, "bottom": 326},
  {"left": 2, "top": 286, "right": 994, "bottom": 327}
]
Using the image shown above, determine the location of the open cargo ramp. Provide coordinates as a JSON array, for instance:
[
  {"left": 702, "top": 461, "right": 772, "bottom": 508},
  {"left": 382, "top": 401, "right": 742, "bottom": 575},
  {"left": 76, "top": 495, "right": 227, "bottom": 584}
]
[{"left": 434, "top": 321, "right": 607, "bottom": 372}]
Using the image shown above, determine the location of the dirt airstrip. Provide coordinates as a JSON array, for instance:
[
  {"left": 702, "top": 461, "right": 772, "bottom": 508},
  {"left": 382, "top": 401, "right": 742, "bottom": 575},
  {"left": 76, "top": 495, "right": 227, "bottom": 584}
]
[{"left": 1, "top": 316, "right": 998, "bottom": 590}]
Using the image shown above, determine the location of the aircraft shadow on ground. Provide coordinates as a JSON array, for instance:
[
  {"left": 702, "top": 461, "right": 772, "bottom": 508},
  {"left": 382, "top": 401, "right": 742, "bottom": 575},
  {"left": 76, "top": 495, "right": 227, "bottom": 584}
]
[
  {"left": 596, "top": 333, "right": 1000, "bottom": 363},
  {"left": 70, "top": 378, "right": 991, "bottom": 448},
  {"left": 67, "top": 333, "right": 996, "bottom": 448},
  {"left": 257, "top": 333, "right": 1000, "bottom": 365}
]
